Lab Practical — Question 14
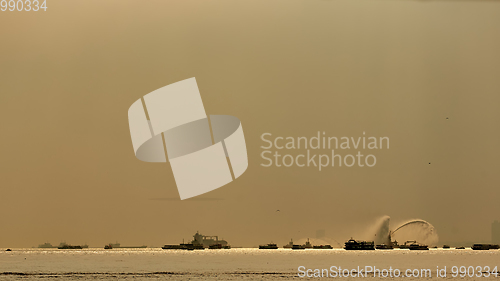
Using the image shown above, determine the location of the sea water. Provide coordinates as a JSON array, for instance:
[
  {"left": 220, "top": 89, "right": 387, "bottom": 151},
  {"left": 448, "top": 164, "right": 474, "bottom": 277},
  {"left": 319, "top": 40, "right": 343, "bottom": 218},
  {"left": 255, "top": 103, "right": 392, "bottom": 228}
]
[{"left": 0, "top": 248, "right": 498, "bottom": 280}]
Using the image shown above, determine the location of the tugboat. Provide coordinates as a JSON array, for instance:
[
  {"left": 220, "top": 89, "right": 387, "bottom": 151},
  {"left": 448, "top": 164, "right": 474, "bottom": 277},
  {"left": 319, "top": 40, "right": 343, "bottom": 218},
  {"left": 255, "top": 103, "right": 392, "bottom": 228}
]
[
  {"left": 57, "top": 242, "right": 82, "bottom": 249},
  {"left": 283, "top": 239, "right": 294, "bottom": 249},
  {"left": 162, "top": 244, "right": 185, "bottom": 250},
  {"left": 282, "top": 238, "right": 305, "bottom": 249},
  {"left": 344, "top": 238, "right": 375, "bottom": 250},
  {"left": 104, "top": 244, "right": 113, "bottom": 249},
  {"left": 105, "top": 242, "right": 147, "bottom": 249},
  {"left": 292, "top": 244, "right": 305, "bottom": 250},
  {"left": 376, "top": 244, "right": 393, "bottom": 250},
  {"left": 391, "top": 240, "right": 400, "bottom": 249},
  {"left": 303, "top": 238, "right": 313, "bottom": 249},
  {"left": 162, "top": 243, "right": 204, "bottom": 250},
  {"left": 409, "top": 243, "right": 429, "bottom": 250},
  {"left": 259, "top": 243, "right": 278, "bottom": 249},
  {"left": 313, "top": 245, "right": 333, "bottom": 249},
  {"left": 38, "top": 242, "right": 56, "bottom": 248},
  {"left": 399, "top": 241, "right": 417, "bottom": 249},
  {"left": 472, "top": 244, "right": 500, "bottom": 250}
]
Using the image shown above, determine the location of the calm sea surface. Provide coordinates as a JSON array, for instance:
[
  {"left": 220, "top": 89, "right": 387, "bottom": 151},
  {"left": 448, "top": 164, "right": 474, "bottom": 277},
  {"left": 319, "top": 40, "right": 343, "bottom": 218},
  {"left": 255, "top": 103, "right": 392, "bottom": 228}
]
[{"left": 0, "top": 248, "right": 499, "bottom": 280}]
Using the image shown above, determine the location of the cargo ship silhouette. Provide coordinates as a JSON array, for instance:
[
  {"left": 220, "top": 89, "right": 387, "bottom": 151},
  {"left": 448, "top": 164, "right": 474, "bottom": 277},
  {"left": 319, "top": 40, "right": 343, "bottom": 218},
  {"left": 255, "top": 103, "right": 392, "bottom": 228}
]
[{"left": 163, "top": 231, "right": 230, "bottom": 250}]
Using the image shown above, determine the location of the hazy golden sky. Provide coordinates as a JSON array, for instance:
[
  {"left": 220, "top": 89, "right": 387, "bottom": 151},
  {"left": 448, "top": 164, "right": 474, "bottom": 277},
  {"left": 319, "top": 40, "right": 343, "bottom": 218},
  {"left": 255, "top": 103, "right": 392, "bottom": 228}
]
[{"left": 1, "top": 0, "right": 499, "bottom": 247}]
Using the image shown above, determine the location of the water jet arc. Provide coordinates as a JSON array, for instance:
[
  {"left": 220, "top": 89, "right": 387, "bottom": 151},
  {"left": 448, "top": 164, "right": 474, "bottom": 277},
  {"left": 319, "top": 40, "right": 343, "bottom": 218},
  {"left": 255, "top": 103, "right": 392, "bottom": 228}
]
[{"left": 392, "top": 220, "right": 434, "bottom": 235}]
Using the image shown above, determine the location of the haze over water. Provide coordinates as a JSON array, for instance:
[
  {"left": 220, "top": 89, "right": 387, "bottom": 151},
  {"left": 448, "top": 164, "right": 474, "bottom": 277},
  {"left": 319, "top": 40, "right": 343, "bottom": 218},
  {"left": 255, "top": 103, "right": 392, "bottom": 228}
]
[
  {"left": 1, "top": 248, "right": 499, "bottom": 280},
  {"left": 1, "top": 0, "right": 499, "bottom": 248}
]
